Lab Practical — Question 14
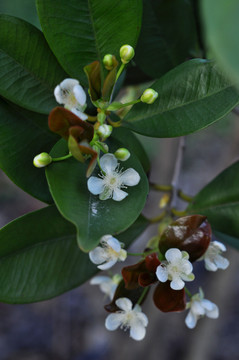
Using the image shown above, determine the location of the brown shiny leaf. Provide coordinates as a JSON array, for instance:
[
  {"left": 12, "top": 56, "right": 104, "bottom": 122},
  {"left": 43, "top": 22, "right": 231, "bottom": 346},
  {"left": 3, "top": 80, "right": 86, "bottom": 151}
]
[
  {"left": 153, "top": 282, "right": 186, "bottom": 312},
  {"left": 48, "top": 107, "right": 94, "bottom": 140},
  {"left": 104, "top": 280, "right": 149, "bottom": 313},
  {"left": 159, "top": 215, "right": 211, "bottom": 261},
  {"left": 84, "top": 61, "right": 101, "bottom": 101}
]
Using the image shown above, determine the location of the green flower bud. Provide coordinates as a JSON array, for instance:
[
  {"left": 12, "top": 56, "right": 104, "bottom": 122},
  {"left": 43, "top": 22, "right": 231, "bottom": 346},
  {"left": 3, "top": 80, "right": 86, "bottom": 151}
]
[
  {"left": 33, "top": 152, "right": 52, "bottom": 168},
  {"left": 141, "top": 88, "right": 158, "bottom": 104},
  {"left": 103, "top": 54, "right": 114, "bottom": 70},
  {"left": 119, "top": 45, "right": 135, "bottom": 64},
  {"left": 114, "top": 148, "right": 130, "bottom": 161},
  {"left": 97, "top": 124, "right": 113, "bottom": 139}
]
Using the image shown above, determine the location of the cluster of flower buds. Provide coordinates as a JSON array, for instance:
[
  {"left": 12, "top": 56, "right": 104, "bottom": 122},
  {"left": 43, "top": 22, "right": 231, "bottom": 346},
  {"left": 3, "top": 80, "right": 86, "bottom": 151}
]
[
  {"left": 89, "top": 215, "right": 229, "bottom": 341},
  {"left": 33, "top": 44, "right": 158, "bottom": 179}
]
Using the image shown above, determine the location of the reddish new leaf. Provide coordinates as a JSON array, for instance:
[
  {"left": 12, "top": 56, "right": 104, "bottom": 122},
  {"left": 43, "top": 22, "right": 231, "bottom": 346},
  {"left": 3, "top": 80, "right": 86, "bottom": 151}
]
[
  {"left": 153, "top": 282, "right": 186, "bottom": 312},
  {"left": 48, "top": 107, "right": 94, "bottom": 140},
  {"left": 159, "top": 215, "right": 211, "bottom": 261}
]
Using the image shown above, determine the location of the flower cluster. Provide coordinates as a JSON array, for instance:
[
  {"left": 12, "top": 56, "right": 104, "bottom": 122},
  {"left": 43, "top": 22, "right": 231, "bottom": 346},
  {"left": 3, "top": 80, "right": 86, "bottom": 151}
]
[{"left": 89, "top": 215, "right": 229, "bottom": 341}]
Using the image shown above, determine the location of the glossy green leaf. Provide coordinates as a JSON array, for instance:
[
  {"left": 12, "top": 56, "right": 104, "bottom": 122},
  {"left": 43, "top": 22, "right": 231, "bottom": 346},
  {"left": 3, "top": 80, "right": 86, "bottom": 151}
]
[
  {"left": 0, "top": 97, "right": 59, "bottom": 203},
  {"left": 202, "top": 0, "right": 239, "bottom": 85},
  {"left": 0, "top": 14, "right": 67, "bottom": 113},
  {"left": 36, "top": 0, "right": 142, "bottom": 86},
  {"left": 46, "top": 139, "right": 149, "bottom": 252},
  {"left": 0, "top": 206, "right": 147, "bottom": 303},
  {"left": 187, "top": 161, "right": 239, "bottom": 244},
  {"left": 135, "top": 0, "right": 197, "bottom": 79},
  {"left": 0, "top": 206, "right": 96, "bottom": 303},
  {"left": 123, "top": 59, "right": 239, "bottom": 137},
  {"left": 111, "top": 127, "right": 150, "bottom": 173}
]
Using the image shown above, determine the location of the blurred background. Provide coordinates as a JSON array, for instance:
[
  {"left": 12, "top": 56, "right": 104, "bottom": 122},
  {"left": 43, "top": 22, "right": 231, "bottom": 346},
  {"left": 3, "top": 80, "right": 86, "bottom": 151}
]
[{"left": 0, "top": 1, "right": 239, "bottom": 359}]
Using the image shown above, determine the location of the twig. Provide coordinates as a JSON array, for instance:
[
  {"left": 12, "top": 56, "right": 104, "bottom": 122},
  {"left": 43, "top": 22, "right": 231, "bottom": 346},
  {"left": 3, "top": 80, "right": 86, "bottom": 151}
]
[{"left": 170, "top": 137, "right": 185, "bottom": 210}]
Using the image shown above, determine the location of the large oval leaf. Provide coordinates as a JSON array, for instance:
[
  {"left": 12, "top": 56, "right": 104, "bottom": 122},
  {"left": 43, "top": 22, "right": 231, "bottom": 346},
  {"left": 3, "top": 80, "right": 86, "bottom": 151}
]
[
  {"left": 187, "top": 161, "right": 239, "bottom": 247},
  {"left": 123, "top": 59, "right": 239, "bottom": 137},
  {"left": 0, "top": 97, "right": 59, "bottom": 203},
  {"left": 202, "top": 0, "right": 239, "bottom": 85},
  {"left": 36, "top": 0, "right": 142, "bottom": 86},
  {"left": 0, "top": 206, "right": 147, "bottom": 303},
  {"left": 135, "top": 0, "right": 197, "bottom": 79},
  {"left": 0, "top": 14, "right": 67, "bottom": 113},
  {"left": 46, "top": 139, "right": 149, "bottom": 252}
]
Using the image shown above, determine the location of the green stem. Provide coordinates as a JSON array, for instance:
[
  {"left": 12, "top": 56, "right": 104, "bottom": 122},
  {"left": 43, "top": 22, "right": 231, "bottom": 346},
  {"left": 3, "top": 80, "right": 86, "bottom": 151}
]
[
  {"left": 178, "top": 190, "right": 193, "bottom": 203},
  {"left": 171, "top": 208, "right": 187, "bottom": 217},
  {"left": 137, "top": 287, "right": 149, "bottom": 305},
  {"left": 95, "top": 141, "right": 108, "bottom": 154},
  {"left": 116, "top": 63, "right": 125, "bottom": 82},
  {"left": 184, "top": 286, "right": 193, "bottom": 299},
  {"left": 150, "top": 183, "right": 172, "bottom": 192},
  {"left": 52, "top": 153, "right": 73, "bottom": 162}
]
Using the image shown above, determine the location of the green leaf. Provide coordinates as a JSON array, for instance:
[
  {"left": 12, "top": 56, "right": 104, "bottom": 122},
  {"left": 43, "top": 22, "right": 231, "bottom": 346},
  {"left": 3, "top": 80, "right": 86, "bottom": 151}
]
[
  {"left": 36, "top": 0, "right": 143, "bottom": 86},
  {"left": 111, "top": 127, "right": 150, "bottom": 173},
  {"left": 0, "top": 97, "right": 59, "bottom": 203},
  {"left": 0, "top": 206, "right": 97, "bottom": 303},
  {"left": 0, "top": 14, "right": 67, "bottom": 113},
  {"left": 135, "top": 0, "right": 197, "bottom": 79},
  {"left": 187, "top": 161, "right": 239, "bottom": 243},
  {"left": 201, "top": 0, "right": 239, "bottom": 85},
  {"left": 46, "top": 139, "right": 149, "bottom": 252},
  {"left": 123, "top": 59, "right": 239, "bottom": 137},
  {"left": 213, "top": 231, "right": 239, "bottom": 250},
  {"left": 0, "top": 206, "right": 147, "bottom": 303}
]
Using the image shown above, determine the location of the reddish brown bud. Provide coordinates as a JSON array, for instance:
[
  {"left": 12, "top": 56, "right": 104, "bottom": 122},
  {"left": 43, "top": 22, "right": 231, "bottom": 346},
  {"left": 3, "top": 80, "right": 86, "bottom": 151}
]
[{"left": 153, "top": 282, "right": 186, "bottom": 312}]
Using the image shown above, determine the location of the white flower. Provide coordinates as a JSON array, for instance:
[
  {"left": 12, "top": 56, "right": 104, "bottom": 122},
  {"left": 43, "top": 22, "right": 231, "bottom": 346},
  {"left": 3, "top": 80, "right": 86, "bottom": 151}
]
[
  {"left": 156, "top": 248, "right": 195, "bottom": 290},
  {"left": 199, "top": 240, "right": 229, "bottom": 272},
  {"left": 87, "top": 153, "right": 140, "bottom": 201},
  {"left": 54, "top": 78, "right": 88, "bottom": 120},
  {"left": 185, "top": 289, "right": 219, "bottom": 329},
  {"left": 90, "top": 274, "right": 122, "bottom": 300},
  {"left": 105, "top": 297, "right": 148, "bottom": 341},
  {"left": 89, "top": 235, "right": 127, "bottom": 270}
]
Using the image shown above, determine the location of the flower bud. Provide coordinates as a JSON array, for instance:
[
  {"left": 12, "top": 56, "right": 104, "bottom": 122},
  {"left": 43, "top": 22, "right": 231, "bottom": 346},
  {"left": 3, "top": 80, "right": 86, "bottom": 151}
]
[
  {"left": 141, "top": 88, "right": 158, "bottom": 104},
  {"left": 103, "top": 54, "right": 114, "bottom": 70},
  {"left": 97, "top": 124, "right": 113, "bottom": 139},
  {"left": 33, "top": 152, "right": 52, "bottom": 168},
  {"left": 119, "top": 45, "right": 135, "bottom": 64},
  {"left": 114, "top": 148, "right": 130, "bottom": 161}
]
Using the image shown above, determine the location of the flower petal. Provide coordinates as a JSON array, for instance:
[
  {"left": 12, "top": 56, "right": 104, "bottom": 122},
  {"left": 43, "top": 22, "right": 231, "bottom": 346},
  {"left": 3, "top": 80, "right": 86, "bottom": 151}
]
[
  {"left": 99, "top": 187, "right": 113, "bottom": 200},
  {"left": 185, "top": 310, "right": 198, "bottom": 329},
  {"left": 165, "top": 248, "right": 182, "bottom": 263},
  {"left": 214, "top": 255, "right": 230, "bottom": 270},
  {"left": 105, "top": 313, "right": 123, "bottom": 331},
  {"left": 202, "top": 300, "right": 219, "bottom": 319},
  {"left": 204, "top": 259, "right": 218, "bottom": 272},
  {"left": 87, "top": 177, "right": 104, "bottom": 195},
  {"left": 115, "top": 297, "right": 133, "bottom": 311},
  {"left": 170, "top": 277, "right": 185, "bottom": 290},
  {"left": 54, "top": 85, "right": 63, "bottom": 104},
  {"left": 191, "top": 300, "right": 205, "bottom": 316},
  {"left": 60, "top": 78, "right": 79, "bottom": 90},
  {"left": 73, "top": 84, "right": 86, "bottom": 106},
  {"left": 156, "top": 265, "right": 168, "bottom": 283},
  {"left": 107, "top": 236, "right": 121, "bottom": 252},
  {"left": 71, "top": 108, "right": 88, "bottom": 120},
  {"left": 120, "top": 168, "right": 140, "bottom": 186},
  {"left": 213, "top": 240, "right": 226, "bottom": 252},
  {"left": 130, "top": 322, "right": 146, "bottom": 341},
  {"left": 89, "top": 247, "right": 106, "bottom": 265},
  {"left": 98, "top": 259, "right": 117, "bottom": 270},
  {"left": 100, "top": 154, "right": 118, "bottom": 173},
  {"left": 112, "top": 188, "right": 128, "bottom": 201}
]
